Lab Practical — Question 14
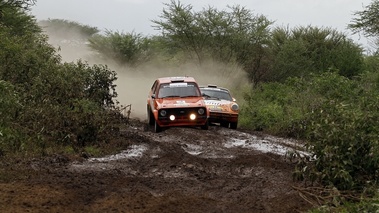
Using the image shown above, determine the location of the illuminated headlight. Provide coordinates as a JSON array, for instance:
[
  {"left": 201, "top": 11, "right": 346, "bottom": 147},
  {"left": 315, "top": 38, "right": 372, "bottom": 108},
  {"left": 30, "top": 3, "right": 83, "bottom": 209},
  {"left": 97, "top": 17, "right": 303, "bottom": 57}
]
[
  {"left": 170, "top": 115, "right": 175, "bottom": 121},
  {"left": 160, "top": 110, "right": 167, "bottom": 116},
  {"left": 198, "top": 108, "right": 205, "bottom": 115},
  {"left": 189, "top": 114, "right": 196, "bottom": 120},
  {"left": 231, "top": 104, "right": 239, "bottom": 111}
]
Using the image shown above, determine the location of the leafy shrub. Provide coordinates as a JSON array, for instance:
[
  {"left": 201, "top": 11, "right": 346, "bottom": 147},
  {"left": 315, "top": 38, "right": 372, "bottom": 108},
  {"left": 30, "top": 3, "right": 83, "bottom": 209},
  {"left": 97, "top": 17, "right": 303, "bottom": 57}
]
[
  {"left": 293, "top": 72, "right": 379, "bottom": 191},
  {"left": 0, "top": 80, "right": 20, "bottom": 125},
  {"left": 241, "top": 71, "right": 379, "bottom": 191},
  {"left": 0, "top": 1, "right": 126, "bottom": 157},
  {"left": 88, "top": 31, "right": 152, "bottom": 66},
  {"left": 20, "top": 61, "right": 119, "bottom": 152},
  {"left": 239, "top": 79, "right": 309, "bottom": 136},
  {"left": 0, "top": 80, "right": 21, "bottom": 155}
]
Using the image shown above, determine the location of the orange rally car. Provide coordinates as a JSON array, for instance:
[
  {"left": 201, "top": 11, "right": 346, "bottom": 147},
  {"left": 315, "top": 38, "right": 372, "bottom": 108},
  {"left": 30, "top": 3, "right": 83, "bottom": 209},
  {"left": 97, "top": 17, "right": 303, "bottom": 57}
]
[
  {"left": 147, "top": 77, "right": 210, "bottom": 133},
  {"left": 200, "top": 85, "right": 239, "bottom": 129}
]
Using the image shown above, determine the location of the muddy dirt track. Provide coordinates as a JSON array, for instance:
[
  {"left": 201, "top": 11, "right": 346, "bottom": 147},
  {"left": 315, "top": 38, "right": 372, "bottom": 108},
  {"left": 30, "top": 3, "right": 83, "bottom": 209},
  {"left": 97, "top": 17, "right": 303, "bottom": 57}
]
[{"left": 0, "top": 120, "right": 314, "bottom": 213}]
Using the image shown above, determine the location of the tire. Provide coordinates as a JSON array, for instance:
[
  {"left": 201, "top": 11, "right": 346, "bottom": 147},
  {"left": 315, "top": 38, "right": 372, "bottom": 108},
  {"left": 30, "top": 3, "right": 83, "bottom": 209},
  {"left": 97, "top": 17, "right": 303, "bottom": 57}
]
[
  {"left": 147, "top": 106, "right": 154, "bottom": 126},
  {"left": 230, "top": 122, "right": 238, "bottom": 129},
  {"left": 201, "top": 120, "right": 209, "bottom": 130},
  {"left": 154, "top": 118, "right": 162, "bottom": 133},
  {"left": 220, "top": 121, "right": 229, "bottom": 128}
]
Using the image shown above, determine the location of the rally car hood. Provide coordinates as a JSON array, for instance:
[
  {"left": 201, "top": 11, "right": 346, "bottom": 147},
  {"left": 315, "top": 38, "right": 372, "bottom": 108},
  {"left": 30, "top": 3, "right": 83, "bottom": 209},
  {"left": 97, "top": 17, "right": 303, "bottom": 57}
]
[
  {"left": 155, "top": 97, "right": 205, "bottom": 108},
  {"left": 204, "top": 99, "right": 235, "bottom": 112}
]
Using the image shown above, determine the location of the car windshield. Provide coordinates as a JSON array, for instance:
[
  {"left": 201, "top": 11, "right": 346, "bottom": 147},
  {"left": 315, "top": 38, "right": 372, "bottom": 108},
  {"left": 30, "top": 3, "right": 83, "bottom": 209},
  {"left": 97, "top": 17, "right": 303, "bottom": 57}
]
[
  {"left": 201, "top": 89, "right": 233, "bottom": 101},
  {"left": 158, "top": 82, "right": 201, "bottom": 98}
]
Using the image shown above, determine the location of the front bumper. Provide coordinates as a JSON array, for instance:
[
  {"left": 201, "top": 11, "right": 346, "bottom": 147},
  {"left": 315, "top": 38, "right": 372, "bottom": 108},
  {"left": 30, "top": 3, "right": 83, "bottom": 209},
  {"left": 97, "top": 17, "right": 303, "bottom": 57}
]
[
  {"left": 156, "top": 107, "right": 208, "bottom": 127},
  {"left": 208, "top": 112, "right": 238, "bottom": 123}
]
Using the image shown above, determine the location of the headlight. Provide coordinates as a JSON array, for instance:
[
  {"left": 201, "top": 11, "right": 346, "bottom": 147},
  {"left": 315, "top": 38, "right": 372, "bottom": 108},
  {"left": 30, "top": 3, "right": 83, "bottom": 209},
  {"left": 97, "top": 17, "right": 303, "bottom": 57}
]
[
  {"left": 170, "top": 115, "right": 175, "bottom": 121},
  {"left": 190, "top": 114, "right": 196, "bottom": 120},
  {"left": 231, "top": 104, "right": 239, "bottom": 111},
  {"left": 198, "top": 108, "right": 205, "bottom": 115},
  {"left": 160, "top": 110, "right": 167, "bottom": 116}
]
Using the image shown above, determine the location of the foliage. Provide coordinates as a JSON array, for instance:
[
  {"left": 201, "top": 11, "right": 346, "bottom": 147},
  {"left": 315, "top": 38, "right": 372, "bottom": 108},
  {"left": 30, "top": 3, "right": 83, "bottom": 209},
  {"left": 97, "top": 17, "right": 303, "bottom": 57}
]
[
  {"left": 38, "top": 19, "right": 99, "bottom": 38},
  {"left": 239, "top": 81, "right": 306, "bottom": 136},
  {"left": 308, "top": 192, "right": 379, "bottom": 213},
  {"left": 151, "top": 1, "right": 364, "bottom": 84},
  {"left": 363, "top": 55, "right": 379, "bottom": 74},
  {"left": 0, "top": 2, "right": 125, "bottom": 157},
  {"left": 0, "top": 80, "right": 19, "bottom": 126},
  {"left": 270, "top": 26, "right": 364, "bottom": 81},
  {"left": 152, "top": 0, "right": 272, "bottom": 83},
  {"left": 59, "top": 61, "right": 118, "bottom": 107},
  {"left": 4, "top": 0, "right": 379, "bottom": 209},
  {"left": 0, "top": 0, "right": 35, "bottom": 10},
  {"left": 349, "top": 0, "right": 379, "bottom": 38},
  {"left": 10, "top": 60, "right": 119, "bottom": 154},
  {"left": 88, "top": 31, "right": 152, "bottom": 66},
  {"left": 0, "top": 0, "right": 40, "bottom": 36},
  {"left": 349, "top": 0, "right": 379, "bottom": 54},
  {"left": 295, "top": 72, "right": 379, "bottom": 191},
  {"left": 240, "top": 71, "right": 379, "bottom": 193}
]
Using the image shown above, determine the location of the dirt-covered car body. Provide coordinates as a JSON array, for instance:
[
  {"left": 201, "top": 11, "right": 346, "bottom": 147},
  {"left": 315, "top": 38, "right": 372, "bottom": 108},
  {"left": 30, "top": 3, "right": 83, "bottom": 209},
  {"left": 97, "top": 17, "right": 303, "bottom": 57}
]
[
  {"left": 147, "top": 77, "right": 209, "bottom": 132},
  {"left": 200, "top": 85, "right": 239, "bottom": 129}
]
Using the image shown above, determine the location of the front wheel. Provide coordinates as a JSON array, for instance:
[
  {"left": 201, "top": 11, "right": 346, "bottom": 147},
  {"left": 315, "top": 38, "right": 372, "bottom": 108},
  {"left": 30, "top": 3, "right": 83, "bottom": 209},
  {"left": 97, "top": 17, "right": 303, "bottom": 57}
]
[
  {"left": 201, "top": 120, "right": 209, "bottom": 130},
  {"left": 147, "top": 106, "right": 154, "bottom": 125},
  {"left": 154, "top": 118, "right": 162, "bottom": 133},
  {"left": 230, "top": 122, "right": 238, "bottom": 129},
  {"left": 220, "top": 121, "right": 229, "bottom": 128}
]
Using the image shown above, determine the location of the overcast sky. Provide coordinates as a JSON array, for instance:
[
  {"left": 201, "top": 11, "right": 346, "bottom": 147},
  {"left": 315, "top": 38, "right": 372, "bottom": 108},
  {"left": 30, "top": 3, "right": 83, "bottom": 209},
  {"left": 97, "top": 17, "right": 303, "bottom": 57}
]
[{"left": 31, "top": 0, "right": 373, "bottom": 48}]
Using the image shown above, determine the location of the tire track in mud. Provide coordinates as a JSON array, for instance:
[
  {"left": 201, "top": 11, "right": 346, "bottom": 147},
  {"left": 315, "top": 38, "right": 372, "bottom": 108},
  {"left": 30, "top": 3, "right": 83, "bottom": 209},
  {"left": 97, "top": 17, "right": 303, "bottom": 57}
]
[{"left": 66, "top": 122, "right": 312, "bottom": 213}]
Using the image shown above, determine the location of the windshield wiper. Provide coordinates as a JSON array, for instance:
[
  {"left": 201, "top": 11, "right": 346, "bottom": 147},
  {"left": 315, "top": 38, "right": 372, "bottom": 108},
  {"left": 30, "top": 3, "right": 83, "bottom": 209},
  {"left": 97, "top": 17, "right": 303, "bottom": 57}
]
[
  {"left": 181, "top": 95, "right": 199, "bottom": 98},
  {"left": 162, "top": 95, "right": 180, "bottom": 98}
]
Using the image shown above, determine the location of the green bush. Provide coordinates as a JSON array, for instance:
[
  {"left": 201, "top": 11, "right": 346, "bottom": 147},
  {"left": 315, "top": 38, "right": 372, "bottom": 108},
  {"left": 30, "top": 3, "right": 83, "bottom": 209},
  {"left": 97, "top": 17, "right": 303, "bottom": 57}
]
[
  {"left": 0, "top": 80, "right": 20, "bottom": 125},
  {"left": 241, "top": 71, "right": 379, "bottom": 192},
  {"left": 239, "top": 79, "right": 308, "bottom": 136},
  {"left": 0, "top": 9, "right": 122, "bottom": 156},
  {"left": 0, "top": 80, "right": 21, "bottom": 155},
  {"left": 294, "top": 72, "right": 379, "bottom": 191},
  {"left": 88, "top": 31, "right": 152, "bottom": 66}
]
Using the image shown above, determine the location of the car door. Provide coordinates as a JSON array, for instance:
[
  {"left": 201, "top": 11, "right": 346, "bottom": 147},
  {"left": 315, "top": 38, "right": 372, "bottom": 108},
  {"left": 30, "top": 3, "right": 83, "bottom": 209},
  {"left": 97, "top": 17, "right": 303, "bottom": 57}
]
[{"left": 148, "top": 80, "right": 159, "bottom": 111}]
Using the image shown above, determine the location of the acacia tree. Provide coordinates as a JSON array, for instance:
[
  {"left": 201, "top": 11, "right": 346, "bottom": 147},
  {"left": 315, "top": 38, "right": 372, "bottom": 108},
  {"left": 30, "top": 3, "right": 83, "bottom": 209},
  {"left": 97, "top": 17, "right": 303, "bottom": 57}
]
[
  {"left": 0, "top": 0, "right": 35, "bottom": 9},
  {"left": 269, "top": 26, "right": 364, "bottom": 81},
  {"left": 152, "top": 0, "right": 207, "bottom": 63},
  {"left": 88, "top": 31, "right": 152, "bottom": 66},
  {"left": 228, "top": 7, "right": 272, "bottom": 84},
  {"left": 0, "top": 0, "right": 40, "bottom": 35},
  {"left": 0, "top": 0, "right": 35, "bottom": 18},
  {"left": 349, "top": 0, "right": 379, "bottom": 37},
  {"left": 152, "top": 0, "right": 272, "bottom": 83},
  {"left": 349, "top": 0, "right": 379, "bottom": 53}
]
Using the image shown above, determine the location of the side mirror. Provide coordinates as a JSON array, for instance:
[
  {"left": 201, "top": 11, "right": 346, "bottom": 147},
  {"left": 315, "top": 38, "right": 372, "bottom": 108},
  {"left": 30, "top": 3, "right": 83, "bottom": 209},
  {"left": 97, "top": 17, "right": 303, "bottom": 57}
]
[
  {"left": 232, "top": 98, "right": 236, "bottom": 102},
  {"left": 151, "top": 94, "right": 156, "bottom": 99}
]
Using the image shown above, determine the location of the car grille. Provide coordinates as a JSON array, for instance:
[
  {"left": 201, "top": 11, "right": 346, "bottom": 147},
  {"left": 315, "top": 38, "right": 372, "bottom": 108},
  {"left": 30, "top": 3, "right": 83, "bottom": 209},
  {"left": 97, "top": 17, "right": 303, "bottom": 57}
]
[{"left": 158, "top": 107, "right": 207, "bottom": 120}]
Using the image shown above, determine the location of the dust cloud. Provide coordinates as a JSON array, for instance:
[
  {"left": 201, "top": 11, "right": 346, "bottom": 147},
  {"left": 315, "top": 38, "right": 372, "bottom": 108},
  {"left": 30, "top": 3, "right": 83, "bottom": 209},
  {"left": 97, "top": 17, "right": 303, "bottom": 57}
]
[
  {"left": 114, "top": 61, "right": 249, "bottom": 120},
  {"left": 41, "top": 27, "right": 249, "bottom": 121}
]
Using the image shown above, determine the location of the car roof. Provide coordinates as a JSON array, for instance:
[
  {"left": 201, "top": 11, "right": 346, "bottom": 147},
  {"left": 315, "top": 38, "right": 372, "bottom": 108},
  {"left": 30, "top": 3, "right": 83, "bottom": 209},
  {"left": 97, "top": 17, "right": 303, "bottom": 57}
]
[
  {"left": 157, "top": 76, "right": 197, "bottom": 84},
  {"left": 199, "top": 85, "right": 231, "bottom": 93}
]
